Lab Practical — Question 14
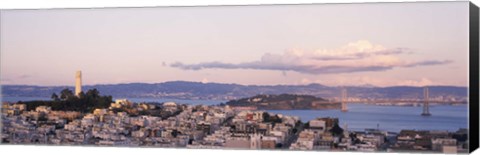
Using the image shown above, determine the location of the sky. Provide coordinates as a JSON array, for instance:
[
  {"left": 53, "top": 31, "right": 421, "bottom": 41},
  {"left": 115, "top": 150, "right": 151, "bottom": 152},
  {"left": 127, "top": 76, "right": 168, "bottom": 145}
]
[{"left": 0, "top": 2, "right": 470, "bottom": 87}]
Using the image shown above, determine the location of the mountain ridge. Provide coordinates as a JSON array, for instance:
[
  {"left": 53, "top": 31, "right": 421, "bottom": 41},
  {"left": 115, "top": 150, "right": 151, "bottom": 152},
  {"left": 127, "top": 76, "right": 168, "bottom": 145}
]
[{"left": 1, "top": 81, "right": 468, "bottom": 101}]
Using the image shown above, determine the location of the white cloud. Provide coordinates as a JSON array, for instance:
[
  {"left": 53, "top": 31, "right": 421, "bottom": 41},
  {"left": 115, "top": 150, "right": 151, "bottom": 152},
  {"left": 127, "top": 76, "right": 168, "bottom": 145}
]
[
  {"left": 296, "top": 76, "right": 434, "bottom": 87},
  {"left": 201, "top": 78, "right": 209, "bottom": 84},
  {"left": 300, "top": 78, "right": 311, "bottom": 84},
  {"left": 170, "top": 40, "right": 451, "bottom": 74}
]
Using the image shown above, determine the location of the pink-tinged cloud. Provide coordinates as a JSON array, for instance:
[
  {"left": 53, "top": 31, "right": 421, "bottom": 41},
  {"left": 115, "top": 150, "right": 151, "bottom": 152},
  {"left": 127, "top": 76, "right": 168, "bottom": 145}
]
[
  {"left": 396, "top": 78, "right": 435, "bottom": 87},
  {"left": 170, "top": 40, "right": 452, "bottom": 74}
]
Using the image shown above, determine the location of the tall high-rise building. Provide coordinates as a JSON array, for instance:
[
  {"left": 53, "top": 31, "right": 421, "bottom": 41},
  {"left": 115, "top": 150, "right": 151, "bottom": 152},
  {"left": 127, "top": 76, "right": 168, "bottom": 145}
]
[{"left": 75, "top": 71, "right": 82, "bottom": 96}]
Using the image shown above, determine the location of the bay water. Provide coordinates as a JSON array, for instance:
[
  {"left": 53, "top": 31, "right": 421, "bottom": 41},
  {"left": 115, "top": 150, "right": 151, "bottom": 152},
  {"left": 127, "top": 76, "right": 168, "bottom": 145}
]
[{"left": 2, "top": 96, "right": 468, "bottom": 132}]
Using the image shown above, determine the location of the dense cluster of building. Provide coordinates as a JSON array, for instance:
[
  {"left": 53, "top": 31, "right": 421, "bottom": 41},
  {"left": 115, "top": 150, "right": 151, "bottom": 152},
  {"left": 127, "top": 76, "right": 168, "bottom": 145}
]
[
  {"left": 390, "top": 129, "right": 469, "bottom": 153},
  {"left": 1, "top": 100, "right": 469, "bottom": 153}
]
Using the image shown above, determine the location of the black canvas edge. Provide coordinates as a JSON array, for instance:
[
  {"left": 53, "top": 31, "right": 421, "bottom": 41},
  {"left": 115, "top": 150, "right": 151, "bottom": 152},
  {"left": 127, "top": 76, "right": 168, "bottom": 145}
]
[
  {"left": 469, "top": 1, "right": 480, "bottom": 153},
  {"left": 0, "top": 10, "right": 4, "bottom": 145}
]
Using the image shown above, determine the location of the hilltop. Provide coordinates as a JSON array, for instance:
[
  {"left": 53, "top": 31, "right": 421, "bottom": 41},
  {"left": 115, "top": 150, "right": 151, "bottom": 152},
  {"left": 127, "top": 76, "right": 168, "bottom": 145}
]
[{"left": 225, "top": 94, "right": 340, "bottom": 110}]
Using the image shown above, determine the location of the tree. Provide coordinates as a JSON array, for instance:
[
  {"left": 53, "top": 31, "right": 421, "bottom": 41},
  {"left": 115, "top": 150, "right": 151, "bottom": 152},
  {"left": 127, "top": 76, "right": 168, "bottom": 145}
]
[
  {"left": 296, "top": 120, "right": 303, "bottom": 126},
  {"left": 60, "top": 89, "right": 74, "bottom": 100},
  {"left": 78, "top": 92, "right": 86, "bottom": 99},
  {"left": 51, "top": 93, "right": 59, "bottom": 101},
  {"left": 272, "top": 115, "right": 282, "bottom": 123},
  {"left": 329, "top": 123, "right": 344, "bottom": 136},
  {"left": 304, "top": 122, "right": 310, "bottom": 128},
  {"left": 25, "top": 88, "right": 112, "bottom": 113},
  {"left": 171, "top": 130, "right": 178, "bottom": 138},
  {"left": 262, "top": 112, "right": 270, "bottom": 122},
  {"left": 275, "top": 143, "right": 283, "bottom": 148},
  {"left": 37, "top": 115, "right": 48, "bottom": 122},
  {"left": 86, "top": 89, "right": 100, "bottom": 99}
]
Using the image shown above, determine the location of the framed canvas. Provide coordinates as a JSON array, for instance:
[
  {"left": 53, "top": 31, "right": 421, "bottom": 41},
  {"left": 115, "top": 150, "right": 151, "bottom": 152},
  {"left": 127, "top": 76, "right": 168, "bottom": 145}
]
[{"left": 1, "top": 1, "right": 479, "bottom": 154}]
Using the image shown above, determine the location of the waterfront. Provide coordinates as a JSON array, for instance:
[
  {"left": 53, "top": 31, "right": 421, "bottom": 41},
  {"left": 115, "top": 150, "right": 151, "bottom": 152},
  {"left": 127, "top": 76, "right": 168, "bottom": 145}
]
[
  {"left": 268, "top": 104, "right": 467, "bottom": 132},
  {"left": 1, "top": 95, "right": 470, "bottom": 153},
  {"left": 1, "top": 96, "right": 468, "bottom": 133}
]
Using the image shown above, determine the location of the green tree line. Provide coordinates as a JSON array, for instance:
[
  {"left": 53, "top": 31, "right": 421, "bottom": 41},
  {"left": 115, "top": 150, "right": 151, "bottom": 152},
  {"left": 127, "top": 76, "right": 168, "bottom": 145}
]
[{"left": 20, "top": 88, "right": 112, "bottom": 113}]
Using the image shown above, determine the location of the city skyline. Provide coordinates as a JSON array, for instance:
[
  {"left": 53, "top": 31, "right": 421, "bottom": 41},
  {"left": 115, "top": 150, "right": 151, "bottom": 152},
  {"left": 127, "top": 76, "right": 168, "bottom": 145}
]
[{"left": 0, "top": 2, "right": 469, "bottom": 87}]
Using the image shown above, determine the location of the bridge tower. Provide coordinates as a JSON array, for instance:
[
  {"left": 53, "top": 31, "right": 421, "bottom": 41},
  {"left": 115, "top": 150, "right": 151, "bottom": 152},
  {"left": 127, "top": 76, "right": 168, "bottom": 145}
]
[
  {"left": 421, "top": 86, "right": 431, "bottom": 116},
  {"left": 341, "top": 88, "right": 348, "bottom": 112}
]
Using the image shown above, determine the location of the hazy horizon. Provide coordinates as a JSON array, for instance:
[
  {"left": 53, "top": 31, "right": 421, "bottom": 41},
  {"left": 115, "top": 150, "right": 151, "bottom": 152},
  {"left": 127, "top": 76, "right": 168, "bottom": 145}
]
[
  {"left": 1, "top": 79, "right": 469, "bottom": 88},
  {"left": 1, "top": 2, "right": 470, "bottom": 87}
]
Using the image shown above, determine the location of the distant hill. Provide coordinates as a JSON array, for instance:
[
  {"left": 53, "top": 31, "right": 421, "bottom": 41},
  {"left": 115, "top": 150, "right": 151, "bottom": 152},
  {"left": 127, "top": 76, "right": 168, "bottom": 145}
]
[{"left": 1, "top": 81, "right": 468, "bottom": 101}]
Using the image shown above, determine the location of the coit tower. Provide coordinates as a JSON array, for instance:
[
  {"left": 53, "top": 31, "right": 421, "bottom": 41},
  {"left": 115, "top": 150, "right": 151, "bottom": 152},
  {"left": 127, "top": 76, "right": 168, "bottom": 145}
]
[{"left": 75, "top": 70, "right": 82, "bottom": 96}]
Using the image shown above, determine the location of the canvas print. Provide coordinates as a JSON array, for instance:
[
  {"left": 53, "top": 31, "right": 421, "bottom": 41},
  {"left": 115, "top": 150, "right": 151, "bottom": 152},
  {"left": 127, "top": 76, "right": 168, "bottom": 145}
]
[{"left": 0, "top": 1, "right": 476, "bottom": 154}]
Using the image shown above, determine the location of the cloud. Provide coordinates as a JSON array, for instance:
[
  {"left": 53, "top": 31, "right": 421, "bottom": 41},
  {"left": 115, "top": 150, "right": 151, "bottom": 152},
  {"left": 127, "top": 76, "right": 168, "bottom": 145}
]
[
  {"left": 311, "top": 48, "right": 408, "bottom": 61},
  {"left": 201, "top": 78, "right": 209, "bottom": 83},
  {"left": 309, "top": 40, "right": 411, "bottom": 61},
  {"left": 170, "top": 40, "right": 452, "bottom": 74},
  {"left": 300, "top": 78, "right": 312, "bottom": 84},
  {"left": 402, "top": 60, "right": 453, "bottom": 67}
]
